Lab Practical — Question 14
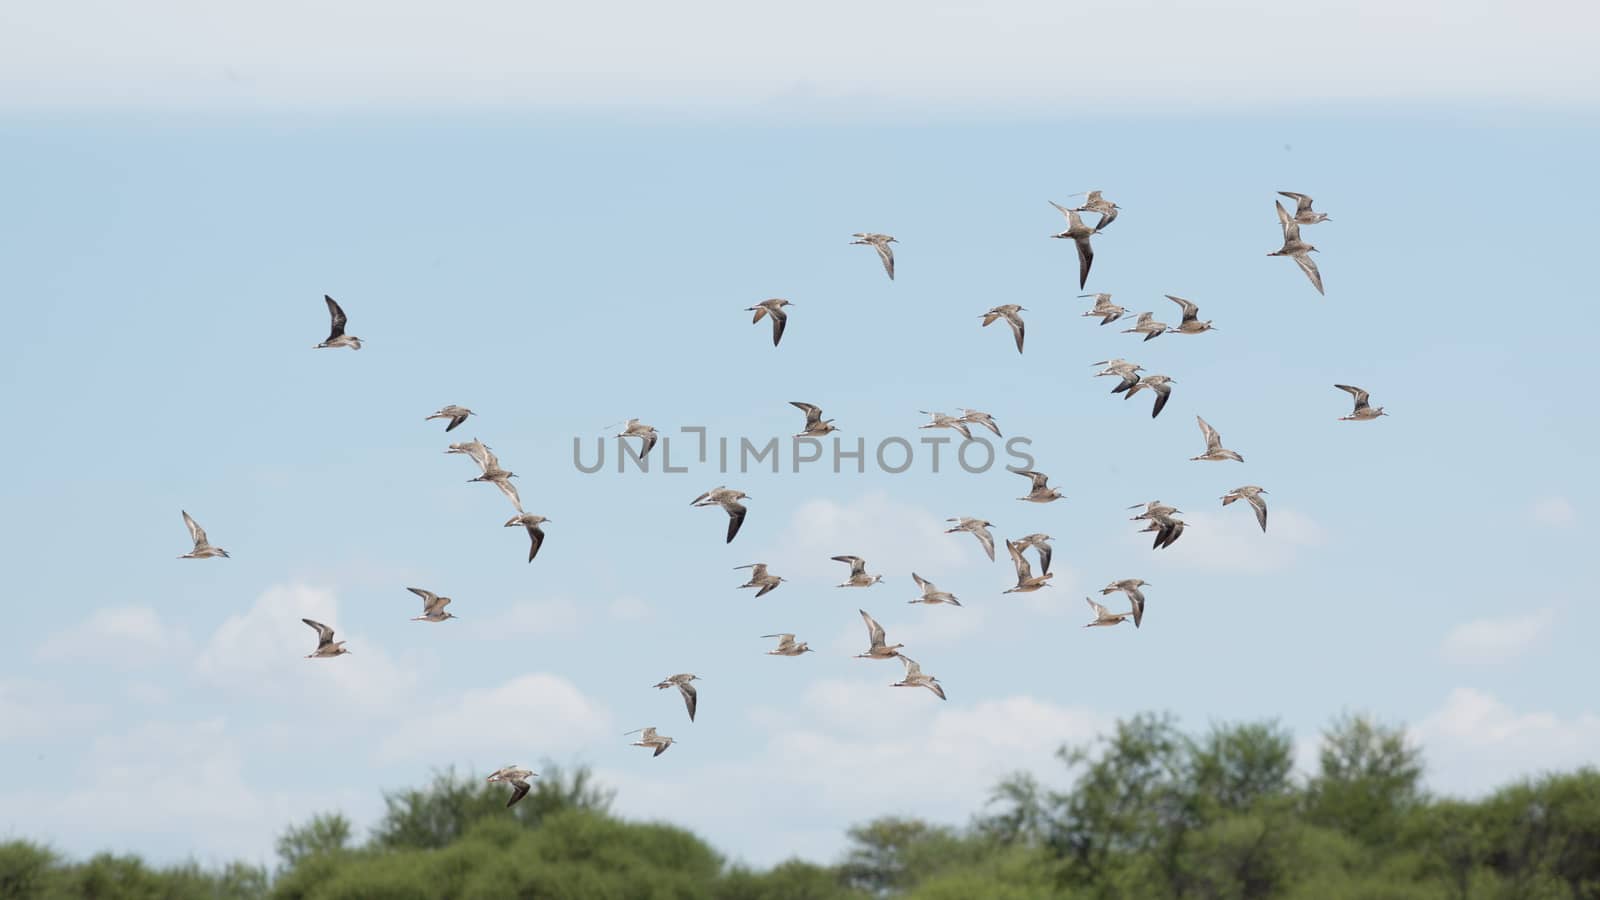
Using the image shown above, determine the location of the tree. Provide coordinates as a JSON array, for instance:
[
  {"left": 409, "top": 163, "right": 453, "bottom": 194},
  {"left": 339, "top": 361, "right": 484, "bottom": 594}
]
[
  {"left": 275, "top": 813, "right": 353, "bottom": 870},
  {"left": 1304, "top": 713, "right": 1425, "bottom": 847}
]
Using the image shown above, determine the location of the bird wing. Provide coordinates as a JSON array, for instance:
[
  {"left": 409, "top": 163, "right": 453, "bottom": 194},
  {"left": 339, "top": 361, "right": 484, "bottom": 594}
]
[
  {"left": 641, "top": 430, "right": 658, "bottom": 458},
  {"left": 754, "top": 579, "right": 778, "bottom": 597},
  {"left": 926, "top": 680, "right": 948, "bottom": 700},
  {"left": 1006, "top": 313, "right": 1025, "bottom": 353},
  {"left": 1197, "top": 416, "right": 1222, "bottom": 451},
  {"left": 1166, "top": 294, "right": 1199, "bottom": 324},
  {"left": 768, "top": 306, "right": 787, "bottom": 346},
  {"left": 1274, "top": 200, "right": 1293, "bottom": 230},
  {"left": 1279, "top": 191, "right": 1314, "bottom": 215},
  {"left": 302, "top": 618, "right": 335, "bottom": 647},
  {"left": 1074, "top": 234, "right": 1094, "bottom": 290},
  {"left": 974, "top": 527, "right": 996, "bottom": 561},
  {"left": 875, "top": 241, "right": 895, "bottom": 280},
  {"left": 724, "top": 502, "right": 747, "bottom": 543},
  {"left": 495, "top": 478, "right": 524, "bottom": 513},
  {"left": 833, "top": 555, "right": 867, "bottom": 576},
  {"left": 1086, "top": 597, "right": 1110, "bottom": 618},
  {"left": 1248, "top": 493, "right": 1268, "bottom": 532},
  {"left": 899, "top": 655, "right": 923, "bottom": 678},
  {"left": 859, "top": 609, "right": 886, "bottom": 646},
  {"left": 1035, "top": 541, "right": 1053, "bottom": 575},
  {"left": 1007, "top": 540, "right": 1034, "bottom": 580},
  {"left": 1150, "top": 381, "right": 1172, "bottom": 418},
  {"left": 1130, "top": 592, "right": 1145, "bottom": 628},
  {"left": 446, "top": 414, "right": 468, "bottom": 432},
  {"left": 181, "top": 510, "right": 207, "bottom": 547},
  {"left": 790, "top": 402, "right": 824, "bottom": 428},
  {"left": 1048, "top": 199, "right": 1074, "bottom": 220},
  {"left": 406, "top": 587, "right": 438, "bottom": 611},
  {"left": 524, "top": 523, "right": 545, "bottom": 562},
  {"left": 911, "top": 572, "right": 932, "bottom": 592},
  {"left": 507, "top": 780, "right": 531, "bottom": 807},
  {"left": 678, "top": 682, "right": 697, "bottom": 721},
  {"left": 1294, "top": 252, "right": 1324, "bottom": 295},
  {"left": 652, "top": 741, "right": 670, "bottom": 757},
  {"left": 324, "top": 295, "right": 348, "bottom": 338},
  {"left": 1335, "top": 384, "right": 1371, "bottom": 410}
]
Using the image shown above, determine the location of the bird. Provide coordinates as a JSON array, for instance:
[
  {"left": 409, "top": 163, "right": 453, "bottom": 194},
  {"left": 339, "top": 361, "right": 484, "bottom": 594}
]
[
  {"left": 1084, "top": 597, "right": 1134, "bottom": 628},
  {"left": 465, "top": 444, "right": 523, "bottom": 512},
  {"left": 980, "top": 304, "right": 1027, "bottom": 354},
  {"left": 653, "top": 673, "right": 701, "bottom": 722},
  {"left": 1278, "top": 191, "right": 1330, "bottom": 225},
  {"left": 615, "top": 419, "right": 659, "bottom": 459},
  {"left": 1013, "top": 533, "right": 1054, "bottom": 575},
  {"left": 485, "top": 767, "right": 537, "bottom": 807},
  {"left": 1128, "top": 500, "right": 1182, "bottom": 522},
  {"left": 958, "top": 409, "right": 1002, "bottom": 437},
  {"left": 1100, "top": 579, "right": 1148, "bottom": 628},
  {"left": 1094, "top": 358, "right": 1144, "bottom": 394},
  {"left": 1081, "top": 293, "right": 1129, "bottom": 325},
  {"left": 691, "top": 487, "right": 749, "bottom": 543},
  {"left": 1270, "top": 200, "right": 1324, "bottom": 295},
  {"left": 178, "top": 511, "right": 230, "bottom": 559},
  {"left": 919, "top": 411, "right": 974, "bottom": 441},
  {"left": 1139, "top": 517, "right": 1186, "bottom": 550},
  {"left": 302, "top": 619, "right": 350, "bottom": 658},
  {"left": 625, "top": 727, "right": 675, "bottom": 757},
  {"left": 1191, "top": 416, "right": 1245, "bottom": 462},
  {"left": 1121, "top": 311, "right": 1171, "bottom": 342},
  {"left": 1072, "top": 190, "right": 1121, "bottom": 232},
  {"left": 445, "top": 437, "right": 492, "bottom": 464},
  {"left": 1335, "top": 384, "right": 1388, "bottom": 421},
  {"left": 1003, "top": 539, "right": 1054, "bottom": 593},
  {"left": 761, "top": 633, "right": 814, "bottom": 656},
  {"left": 406, "top": 587, "right": 459, "bottom": 622},
  {"left": 854, "top": 609, "right": 905, "bottom": 659},
  {"left": 503, "top": 514, "right": 550, "bottom": 562},
  {"left": 1125, "top": 375, "right": 1175, "bottom": 418},
  {"left": 790, "top": 401, "right": 839, "bottom": 437},
  {"left": 1165, "top": 295, "right": 1216, "bottom": 335},
  {"left": 747, "top": 299, "right": 793, "bottom": 347},
  {"left": 734, "top": 563, "right": 785, "bottom": 598},
  {"left": 1048, "top": 201, "right": 1096, "bottom": 288},
  {"left": 313, "top": 295, "right": 362, "bottom": 350},
  {"left": 832, "top": 555, "right": 884, "bottom": 588},
  {"left": 1221, "top": 486, "right": 1269, "bottom": 532},
  {"left": 425, "top": 405, "right": 474, "bottom": 432},
  {"left": 851, "top": 233, "right": 897, "bottom": 280},
  {"left": 910, "top": 573, "right": 962, "bottom": 607},
  {"left": 891, "top": 655, "right": 947, "bottom": 700},
  {"left": 944, "top": 517, "right": 996, "bottom": 561},
  {"left": 1014, "top": 469, "right": 1064, "bottom": 503}
]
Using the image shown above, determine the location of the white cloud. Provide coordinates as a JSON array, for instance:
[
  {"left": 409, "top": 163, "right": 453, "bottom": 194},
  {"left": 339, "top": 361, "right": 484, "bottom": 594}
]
[
  {"left": 1, "top": 1, "right": 1595, "bottom": 113},
  {"left": 1417, "top": 689, "right": 1600, "bottom": 796},
  {"left": 1439, "top": 608, "right": 1555, "bottom": 665},
  {"left": 376, "top": 673, "right": 613, "bottom": 766},
  {"left": 0, "top": 679, "right": 105, "bottom": 740},
  {"left": 1529, "top": 496, "right": 1577, "bottom": 527},
  {"left": 761, "top": 491, "right": 977, "bottom": 581},
  {"left": 1133, "top": 508, "right": 1326, "bottom": 575},
  {"left": 463, "top": 596, "right": 582, "bottom": 640},
  {"left": 195, "top": 583, "right": 417, "bottom": 713},
  {"left": 35, "top": 606, "right": 185, "bottom": 667}
]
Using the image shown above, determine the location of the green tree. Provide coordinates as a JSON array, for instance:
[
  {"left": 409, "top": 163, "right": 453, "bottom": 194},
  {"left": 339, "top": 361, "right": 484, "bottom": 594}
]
[
  {"left": 1304, "top": 713, "right": 1425, "bottom": 847},
  {"left": 275, "top": 813, "right": 353, "bottom": 870}
]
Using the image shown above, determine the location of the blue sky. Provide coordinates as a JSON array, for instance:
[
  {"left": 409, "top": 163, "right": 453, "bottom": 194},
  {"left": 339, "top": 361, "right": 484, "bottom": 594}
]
[{"left": 2, "top": 0, "right": 1599, "bottom": 872}]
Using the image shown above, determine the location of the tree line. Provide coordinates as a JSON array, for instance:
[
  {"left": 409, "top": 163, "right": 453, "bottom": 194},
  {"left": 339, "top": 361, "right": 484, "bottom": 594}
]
[{"left": 4, "top": 712, "right": 1597, "bottom": 898}]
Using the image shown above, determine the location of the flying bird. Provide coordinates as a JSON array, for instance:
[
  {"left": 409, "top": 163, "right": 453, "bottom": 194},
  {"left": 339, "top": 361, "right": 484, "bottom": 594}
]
[
  {"left": 790, "top": 401, "right": 839, "bottom": 437},
  {"left": 1270, "top": 200, "right": 1324, "bottom": 295},
  {"left": 747, "top": 299, "right": 793, "bottom": 347},
  {"left": 1278, "top": 191, "right": 1330, "bottom": 225},
  {"left": 313, "top": 295, "right": 362, "bottom": 350},
  {"left": 734, "top": 563, "right": 785, "bottom": 598},
  {"left": 625, "top": 727, "right": 675, "bottom": 757},
  {"left": 654, "top": 673, "right": 701, "bottom": 722},
  {"left": 1125, "top": 375, "right": 1175, "bottom": 418},
  {"left": 503, "top": 514, "right": 550, "bottom": 562},
  {"left": 486, "top": 767, "right": 537, "bottom": 807},
  {"left": 1003, "top": 539, "right": 1054, "bottom": 593},
  {"left": 980, "top": 304, "right": 1027, "bottom": 354},
  {"left": 891, "top": 655, "right": 947, "bottom": 700},
  {"left": 1013, "top": 533, "right": 1054, "bottom": 576},
  {"left": 615, "top": 419, "right": 659, "bottom": 459},
  {"left": 1166, "top": 295, "right": 1217, "bottom": 335},
  {"left": 302, "top": 619, "right": 351, "bottom": 658},
  {"left": 919, "top": 411, "right": 974, "bottom": 441},
  {"left": 425, "top": 405, "right": 474, "bottom": 432},
  {"left": 1139, "top": 517, "right": 1186, "bottom": 550},
  {"left": 1335, "top": 384, "right": 1388, "bottom": 421},
  {"left": 958, "top": 409, "right": 1002, "bottom": 437},
  {"left": 761, "top": 633, "right": 814, "bottom": 656},
  {"left": 1072, "top": 190, "right": 1121, "bottom": 232},
  {"left": 851, "top": 233, "right": 897, "bottom": 280},
  {"left": 1191, "top": 416, "right": 1245, "bottom": 462},
  {"left": 944, "top": 517, "right": 996, "bottom": 561},
  {"left": 909, "top": 573, "right": 962, "bottom": 607},
  {"left": 1014, "top": 469, "right": 1064, "bottom": 503},
  {"left": 832, "top": 555, "right": 884, "bottom": 588},
  {"left": 406, "top": 587, "right": 459, "bottom": 622},
  {"left": 1121, "top": 311, "right": 1171, "bottom": 342},
  {"left": 178, "top": 511, "right": 230, "bottom": 559},
  {"left": 1084, "top": 597, "right": 1135, "bottom": 628},
  {"left": 1095, "top": 358, "right": 1144, "bottom": 394},
  {"left": 1048, "top": 201, "right": 1096, "bottom": 288},
  {"left": 446, "top": 437, "right": 492, "bottom": 465},
  {"left": 854, "top": 609, "right": 905, "bottom": 659},
  {"left": 1101, "top": 578, "right": 1149, "bottom": 628},
  {"left": 691, "top": 487, "right": 749, "bottom": 543},
  {"left": 1221, "top": 486, "right": 1269, "bottom": 532},
  {"left": 465, "top": 444, "right": 523, "bottom": 512},
  {"left": 1081, "top": 293, "right": 1129, "bottom": 325}
]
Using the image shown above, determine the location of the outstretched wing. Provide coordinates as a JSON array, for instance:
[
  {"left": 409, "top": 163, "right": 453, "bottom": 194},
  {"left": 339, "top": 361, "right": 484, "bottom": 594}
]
[
  {"left": 678, "top": 682, "right": 698, "bottom": 722},
  {"left": 302, "top": 618, "right": 335, "bottom": 647},
  {"left": 181, "top": 510, "right": 207, "bottom": 547},
  {"left": 324, "top": 295, "right": 348, "bottom": 339},
  {"left": 1294, "top": 252, "right": 1325, "bottom": 295},
  {"left": 859, "top": 609, "right": 886, "bottom": 646}
]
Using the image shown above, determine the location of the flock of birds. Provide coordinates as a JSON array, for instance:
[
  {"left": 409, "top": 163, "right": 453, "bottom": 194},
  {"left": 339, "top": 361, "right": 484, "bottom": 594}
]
[{"left": 175, "top": 190, "right": 1386, "bottom": 808}]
